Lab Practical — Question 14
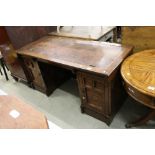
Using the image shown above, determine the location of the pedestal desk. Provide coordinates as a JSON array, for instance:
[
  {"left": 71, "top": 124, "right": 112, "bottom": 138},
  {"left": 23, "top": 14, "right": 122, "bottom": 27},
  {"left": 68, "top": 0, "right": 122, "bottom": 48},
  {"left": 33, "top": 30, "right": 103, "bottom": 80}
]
[
  {"left": 17, "top": 36, "right": 133, "bottom": 125},
  {"left": 121, "top": 50, "right": 155, "bottom": 128}
]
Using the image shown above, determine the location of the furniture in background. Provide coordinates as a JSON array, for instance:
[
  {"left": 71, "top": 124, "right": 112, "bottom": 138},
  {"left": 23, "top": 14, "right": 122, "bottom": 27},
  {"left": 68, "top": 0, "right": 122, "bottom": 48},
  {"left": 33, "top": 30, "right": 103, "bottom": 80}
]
[
  {"left": 0, "top": 94, "right": 48, "bottom": 129},
  {"left": 0, "top": 26, "right": 57, "bottom": 82},
  {"left": 0, "top": 52, "right": 9, "bottom": 80},
  {"left": 5, "top": 26, "right": 57, "bottom": 49},
  {"left": 17, "top": 36, "right": 133, "bottom": 125},
  {"left": 0, "top": 26, "right": 27, "bottom": 82},
  {"left": 0, "top": 43, "right": 27, "bottom": 82},
  {"left": 50, "top": 26, "right": 117, "bottom": 42},
  {"left": 121, "top": 50, "right": 155, "bottom": 128},
  {"left": 121, "top": 26, "right": 155, "bottom": 53}
]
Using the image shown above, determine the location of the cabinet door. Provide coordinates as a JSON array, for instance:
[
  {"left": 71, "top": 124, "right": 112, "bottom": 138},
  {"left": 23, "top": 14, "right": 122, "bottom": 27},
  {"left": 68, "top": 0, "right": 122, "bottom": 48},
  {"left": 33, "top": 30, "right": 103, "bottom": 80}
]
[
  {"left": 77, "top": 72, "right": 109, "bottom": 115},
  {"left": 23, "top": 57, "right": 46, "bottom": 90}
]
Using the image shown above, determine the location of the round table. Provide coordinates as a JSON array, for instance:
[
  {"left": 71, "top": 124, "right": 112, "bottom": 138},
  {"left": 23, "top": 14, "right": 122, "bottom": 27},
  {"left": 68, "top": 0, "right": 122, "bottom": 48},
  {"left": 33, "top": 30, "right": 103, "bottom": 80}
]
[{"left": 121, "top": 49, "right": 155, "bottom": 128}]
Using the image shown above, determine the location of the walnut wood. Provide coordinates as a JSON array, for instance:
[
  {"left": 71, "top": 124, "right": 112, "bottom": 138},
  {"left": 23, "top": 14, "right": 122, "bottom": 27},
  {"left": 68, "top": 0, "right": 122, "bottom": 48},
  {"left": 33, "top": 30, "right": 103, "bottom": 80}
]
[
  {"left": 0, "top": 27, "right": 27, "bottom": 81},
  {"left": 17, "top": 36, "right": 133, "bottom": 76},
  {"left": 77, "top": 69, "right": 127, "bottom": 124},
  {"left": 17, "top": 36, "right": 133, "bottom": 124},
  {"left": 0, "top": 43, "right": 27, "bottom": 81},
  {"left": 0, "top": 95, "right": 48, "bottom": 128},
  {"left": 5, "top": 26, "right": 57, "bottom": 49},
  {"left": 121, "top": 50, "right": 155, "bottom": 127},
  {"left": 0, "top": 27, "right": 9, "bottom": 44}
]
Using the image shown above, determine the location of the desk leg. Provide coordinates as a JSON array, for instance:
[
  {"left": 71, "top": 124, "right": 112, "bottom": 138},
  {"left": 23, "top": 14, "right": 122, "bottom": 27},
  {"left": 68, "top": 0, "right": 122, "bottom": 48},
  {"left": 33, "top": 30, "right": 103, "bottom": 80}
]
[{"left": 125, "top": 109, "right": 155, "bottom": 128}]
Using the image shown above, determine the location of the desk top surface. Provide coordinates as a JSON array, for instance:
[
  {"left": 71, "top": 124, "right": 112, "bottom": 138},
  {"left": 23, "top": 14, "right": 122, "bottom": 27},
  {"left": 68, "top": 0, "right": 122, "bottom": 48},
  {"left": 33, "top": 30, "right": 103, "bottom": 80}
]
[
  {"left": 49, "top": 26, "right": 116, "bottom": 40},
  {"left": 121, "top": 50, "right": 155, "bottom": 97},
  {"left": 0, "top": 95, "right": 48, "bottom": 129},
  {"left": 17, "top": 36, "right": 133, "bottom": 76}
]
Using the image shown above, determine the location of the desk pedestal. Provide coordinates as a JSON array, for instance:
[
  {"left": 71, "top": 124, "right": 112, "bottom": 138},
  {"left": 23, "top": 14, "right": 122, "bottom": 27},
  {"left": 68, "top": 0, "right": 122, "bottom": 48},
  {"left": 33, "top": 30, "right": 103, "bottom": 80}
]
[
  {"left": 77, "top": 71, "right": 126, "bottom": 125},
  {"left": 20, "top": 55, "right": 127, "bottom": 125}
]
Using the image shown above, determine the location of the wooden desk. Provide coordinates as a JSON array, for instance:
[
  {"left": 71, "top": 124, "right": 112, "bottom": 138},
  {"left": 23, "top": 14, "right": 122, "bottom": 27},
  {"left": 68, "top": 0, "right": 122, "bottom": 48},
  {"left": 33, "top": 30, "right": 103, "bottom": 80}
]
[
  {"left": 17, "top": 36, "right": 133, "bottom": 125},
  {"left": 49, "top": 26, "right": 117, "bottom": 42},
  {"left": 121, "top": 50, "right": 155, "bottom": 128},
  {"left": 0, "top": 95, "right": 48, "bottom": 129}
]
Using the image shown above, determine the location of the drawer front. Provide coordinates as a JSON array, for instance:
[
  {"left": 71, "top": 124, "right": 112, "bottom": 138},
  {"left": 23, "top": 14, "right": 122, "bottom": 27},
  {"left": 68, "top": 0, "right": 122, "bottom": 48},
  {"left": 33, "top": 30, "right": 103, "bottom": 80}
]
[
  {"left": 77, "top": 72, "right": 109, "bottom": 115},
  {"left": 23, "top": 57, "right": 46, "bottom": 89}
]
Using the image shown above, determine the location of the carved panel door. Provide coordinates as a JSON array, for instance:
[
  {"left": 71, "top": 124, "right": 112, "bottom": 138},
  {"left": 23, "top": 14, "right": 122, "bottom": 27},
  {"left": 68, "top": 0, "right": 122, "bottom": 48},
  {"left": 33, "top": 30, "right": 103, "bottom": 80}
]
[{"left": 77, "top": 72, "right": 109, "bottom": 116}]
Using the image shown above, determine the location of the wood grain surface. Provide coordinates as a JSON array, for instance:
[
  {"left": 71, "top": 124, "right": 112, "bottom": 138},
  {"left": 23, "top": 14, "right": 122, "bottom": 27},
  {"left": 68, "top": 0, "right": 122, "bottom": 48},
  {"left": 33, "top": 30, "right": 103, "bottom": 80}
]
[
  {"left": 17, "top": 36, "right": 133, "bottom": 76},
  {"left": 121, "top": 49, "right": 155, "bottom": 97},
  {"left": 122, "top": 26, "right": 155, "bottom": 53},
  {"left": 0, "top": 95, "right": 48, "bottom": 129}
]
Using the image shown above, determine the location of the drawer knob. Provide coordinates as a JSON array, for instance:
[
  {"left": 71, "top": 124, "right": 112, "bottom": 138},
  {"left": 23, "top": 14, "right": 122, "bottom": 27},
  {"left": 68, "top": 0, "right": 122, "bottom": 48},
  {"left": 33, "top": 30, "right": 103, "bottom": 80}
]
[{"left": 82, "top": 96, "right": 86, "bottom": 100}]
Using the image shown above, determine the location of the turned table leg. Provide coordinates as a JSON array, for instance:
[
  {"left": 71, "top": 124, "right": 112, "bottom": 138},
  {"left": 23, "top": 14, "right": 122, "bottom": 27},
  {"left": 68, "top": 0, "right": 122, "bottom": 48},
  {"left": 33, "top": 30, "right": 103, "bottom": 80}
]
[
  {"left": 125, "top": 109, "right": 155, "bottom": 128},
  {"left": 0, "top": 58, "right": 9, "bottom": 81},
  {"left": 0, "top": 68, "right": 2, "bottom": 75}
]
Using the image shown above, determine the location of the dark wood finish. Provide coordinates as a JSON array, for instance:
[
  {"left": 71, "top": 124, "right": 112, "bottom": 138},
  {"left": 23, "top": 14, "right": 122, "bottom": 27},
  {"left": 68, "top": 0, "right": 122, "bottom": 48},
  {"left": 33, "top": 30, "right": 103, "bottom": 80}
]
[
  {"left": 0, "top": 26, "right": 56, "bottom": 82},
  {"left": 5, "top": 26, "right": 57, "bottom": 49},
  {"left": 0, "top": 43, "right": 27, "bottom": 81},
  {"left": 121, "top": 50, "right": 155, "bottom": 128},
  {"left": 77, "top": 67, "right": 127, "bottom": 124},
  {"left": 0, "top": 27, "right": 26, "bottom": 81},
  {"left": 19, "top": 55, "right": 72, "bottom": 96},
  {"left": 0, "top": 27, "right": 9, "bottom": 44},
  {"left": 0, "top": 95, "right": 48, "bottom": 128},
  {"left": 125, "top": 109, "right": 155, "bottom": 128},
  {"left": 17, "top": 36, "right": 133, "bottom": 124},
  {"left": 17, "top": 36, "right": 132, "bottom": 76}
]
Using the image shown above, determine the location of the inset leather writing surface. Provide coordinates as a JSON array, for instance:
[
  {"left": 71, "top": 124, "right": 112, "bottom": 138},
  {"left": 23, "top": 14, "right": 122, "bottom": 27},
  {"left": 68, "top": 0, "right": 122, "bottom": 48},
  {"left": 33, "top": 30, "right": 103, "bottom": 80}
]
[{"left": 17, "top": 36, "right": 133, "bottom": 76}]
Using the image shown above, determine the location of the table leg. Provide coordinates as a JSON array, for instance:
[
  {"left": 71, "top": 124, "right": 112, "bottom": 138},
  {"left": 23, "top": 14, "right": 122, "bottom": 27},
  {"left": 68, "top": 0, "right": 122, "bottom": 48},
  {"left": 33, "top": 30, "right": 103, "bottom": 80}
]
[
  {"left": 125, "top": 109, "right": 155, "bottom": 128},
  {"left": 0, "top": 68, "right": 2, "bottom": 75},
  {"left": 0, "top": 59, "right": 9, "bottom": 81}
]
